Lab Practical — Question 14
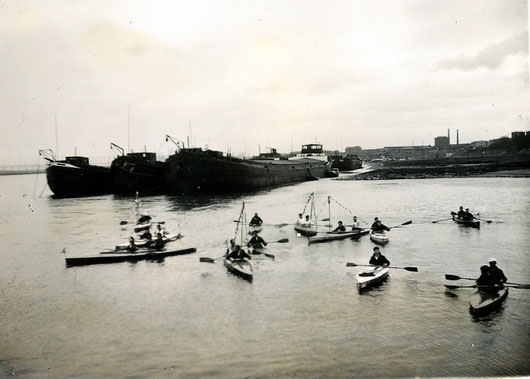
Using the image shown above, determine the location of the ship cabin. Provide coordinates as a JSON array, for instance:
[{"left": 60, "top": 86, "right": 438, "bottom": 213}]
[
  {"left": 126, "top": 152, "right": 158, "bottom": 164},
  {"left": 254, "top": 148, "right": 285, "bottom": 160},
  {"left": 301, "top": 144, "right": 324, "bottom": 155},
  {"left": 65, "top": 156, "right": 90, "bottom": 167}
]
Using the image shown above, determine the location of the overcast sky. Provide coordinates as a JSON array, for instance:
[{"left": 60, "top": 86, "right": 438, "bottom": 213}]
[{"left": 0, "top": 0, "right": 528, "bottom": 165}]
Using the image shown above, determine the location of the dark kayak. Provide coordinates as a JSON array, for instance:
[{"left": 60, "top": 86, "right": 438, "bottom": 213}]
[
  {"left": 452, "top": 215, "right": 480, "bottom": 228},
  {"left": 224, "top": 258, "right": 253, "bottom": 282}
]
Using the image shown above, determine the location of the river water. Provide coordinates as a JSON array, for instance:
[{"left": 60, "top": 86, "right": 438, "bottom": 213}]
[{"left": 0, "top": 173, "right": 529, "bottom": 377}]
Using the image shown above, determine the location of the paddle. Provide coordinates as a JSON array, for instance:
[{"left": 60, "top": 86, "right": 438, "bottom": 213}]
[
  {"left": 445, "top": 274, "right": 526, "bottom": 287},
  {"left": 249, "top": 249, "right": 275, "bottom": 260},
  {"left": 432, "top": 218, "right": 453, "bottom": 223},
  {"left": 389, "top": 220, "right": 412, "bottom": 229},
  {"left": 346, "top": 262, "right": 418, "bottom": 272},
  {"left": 120, "top": 220, "right": 166, "bottom": 225},
  {"left": 200, "top": 255, "right": 226, "bottom": 263},
  {"left": 445, "top": 284, "right": 530, "bottom": 290}
]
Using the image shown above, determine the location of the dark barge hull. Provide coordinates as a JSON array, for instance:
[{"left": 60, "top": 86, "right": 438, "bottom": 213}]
[
  {"left": 165, "top": 149, "right": 331, "bottom": 195},
  {"left": 65, "top": 247, "right": 196, "bottom": 266},
  {"left": 331, "top": 155, "right": 363, "bottom": 171},
  {"left": 46, "top": 159, "right": 113, "bottom": 197},
  {"left": 111, "top": 152, "right": 166, "bottom": 195}
]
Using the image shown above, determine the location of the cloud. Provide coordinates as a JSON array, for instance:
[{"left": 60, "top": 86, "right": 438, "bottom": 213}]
[{"left": 438, "top": 31, "right": 528, "bottom": 71}]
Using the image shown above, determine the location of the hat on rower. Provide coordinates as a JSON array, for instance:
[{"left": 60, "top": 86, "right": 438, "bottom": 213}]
[{"left": 488, "top": 257, "right": 497, "bottom": 263}]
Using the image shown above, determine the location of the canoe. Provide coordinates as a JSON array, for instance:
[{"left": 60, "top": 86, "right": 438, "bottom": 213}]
[
  {"left": 114, "top": 233, "right": 181, "bottom": 250},
  {"left": 65, "top": 246, "right": 196, "bottom": 267},
  {"left": 369, "top": 230, "right": 389, "bottom": 244},
  {"left": 452, "top": 215, "right": 480, "bottom": 228},
  {"left": 224, "top": 258, "right": 253, "bottom": 281},
  {"left": 356, "top": 266, "right": 390, "bottom": 290},
  {"left": 308, "top": 230, "right": 361, "bottom": 244},
  {"left": 294, "top": 223, "right": 318, "bottom": 237},
  {"left": 248, "top": 225, "right": 263, "bottom": 234},
  {"left": 469, "top": 288, "right": 508, "bottom": 314}
]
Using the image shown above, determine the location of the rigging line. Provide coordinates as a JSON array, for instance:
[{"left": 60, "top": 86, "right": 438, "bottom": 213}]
[
  {"left": 315, "top": 198, "right": 328, "bottom": 219},
  {"left": 330, "top": 196, "right": 355, "bottom": 214},
  {"left": 300, "top": 192, "right": 313, "bottom": 215}
]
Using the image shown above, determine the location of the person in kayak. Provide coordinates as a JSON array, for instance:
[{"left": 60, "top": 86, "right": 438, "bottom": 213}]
[
  {"left": 150, "top": 233, "right": 165, "bottom": 250},
  {"left": 247, "top": 234, "right": 267, "bottom": 248},
  {"left": 226, "top": 239, "right": 236, "bottom": 254},
  {"left": 332, "top": 221, "right": 346, "bottom": 232},
  {"left": 302, "top": 215, "right": 311, "bottom": 226},
  {"left": 463, "top": 208, "right": 475, "bottom": 221},
  {"left": 351, "top": 216, "right": 361, "bottom": 231},
  {"left": 296, "top": 213, "right": 304, "bottom": 224},
  {"left": 139, "top": 230, "right": 152, "bottom": 240},
  {"left": 456, "top": 206, "right": 466, "bottom": 219},
  {"left": 475, "top": 265, "right": 495, "bottom": 287},
  {"left": 488, "top": 258, "right": 507, "bottom": 285},
  {"left": 155, "top": 224, "right": 168, "bottom": 236},
  {"left": 126, "top": 236, "right": 138, "bottom": 252},
  {"left": 249, "top": 213, "right": 263, "bottom": 226},
  {"left": 137, "top": 214, "right": 151, "bottom": 224},
  {"left": 369, "top": 247, "right": 390, "bottom": 267},
  {"left": 226, "top": 245, "right": 251, "bottom": 261},
  {"left": 371, "top": 218, "right": 390, "bottom": 232}
]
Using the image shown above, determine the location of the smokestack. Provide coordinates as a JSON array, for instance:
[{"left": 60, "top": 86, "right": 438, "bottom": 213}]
[
  {"left": 448, "top": 129, "right": 450, "bottom": 145},
  {"left": 457, "top": 129, "right": 459, "bottom": 146}
]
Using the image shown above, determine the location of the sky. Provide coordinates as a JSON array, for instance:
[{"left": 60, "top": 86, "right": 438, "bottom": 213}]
[{"left": 0, "top": 0, "right": 528, "bottom": 165}]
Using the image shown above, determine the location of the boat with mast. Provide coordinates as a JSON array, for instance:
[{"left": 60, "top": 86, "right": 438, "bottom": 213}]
[
  {"left": 224, "top": 202, "right": 253, "bottom": 281},
  {"left": 165, "top": 141, "right": 333, "bottom": 195},
  {"left": 294, "top": 192, "right": 319, "bottom": 237}
]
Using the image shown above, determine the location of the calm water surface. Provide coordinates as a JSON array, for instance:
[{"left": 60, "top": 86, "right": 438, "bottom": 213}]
[{"left": 0, "top": 173, "right": 529, "bottom": 377}]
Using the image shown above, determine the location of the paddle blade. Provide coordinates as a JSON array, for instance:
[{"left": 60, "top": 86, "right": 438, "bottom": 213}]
[
  {"left": 199, "top": 257, "right": 215, "bottom": 263},
  {"left": 321, "top": 218, "right": 330, "bottom": 222},
  {"left": 403, "top": 266, "right": 418, "bottom": 272},
  {"left": 402, "top": 220, "right": 412, "bottom": 226},
  {"left": 445, "top": 284, "right": 461, "bottom": 290},
  {"left": 276, "top": 223, "right": 290, "bottom": 228},
  {"left": 346, "top": 262, "right": 358, "bottom": 267},
  {"left": 264, "top": 253, "right": 275, "bottom": 260},
  {"left": 275, "top": 238, "right": 289, "bottom": 243},
  {"left": 515, "top": 284, "right": 530, "bottom": 289},
  {"left": 120, "top": 221, "right": 128, "bottom": 225},
  {"left": 445, "top": 274, "right": 461, "bottom": 281}
]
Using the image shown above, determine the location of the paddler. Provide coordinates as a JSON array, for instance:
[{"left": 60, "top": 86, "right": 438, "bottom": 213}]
[
  {"left": 302, "top": 215, "right": 311, "bottom": 226},
  {"left": 152, "top": 233, "right": 165, "bottom": 250},
  {"left": 488, "top": 258, "right": 507, "bottom": 286},
  {"left": 369, "top": 247, "right": 390, "bottom": 267},
  {"left": 247, "top": 234, "right": 267, "bottom": 249},
  {"left": 296, "top": 213, "right": 304, "bottom": 224},
  {"left": 457, "top": 206, "right": 466, "bottom": 219},
  {"left": 332, "top": 221, "right": 346, "bottom": 232},
  {"left": 371, "top": 217, "right": 390, "bottom": 232},
  {"left": 226, "top": 245, "right": 251, "bottom": 261},
  {"left": 226, "top": 239, "right": 236, "bottom": 254},
  {"left": 137, "top": 214, "right": 152, "bottom": 224},
  {"left": 155, "top": 224, "right": 168, "bottom": 236},
  {"left": 126, "top": 236, "right": 138, "bottom": 252},
  {"left": 475, "top": 265, "right": 495, "bottom": 287},
  {"left": 249, "top": 213, "right": 263, "bottom": 226},
  {"left": 463, "top": 208, "right": 475, "bottom": 221},
  {"left": 351, "top": 216, "right": 361, "bottom": 231}
]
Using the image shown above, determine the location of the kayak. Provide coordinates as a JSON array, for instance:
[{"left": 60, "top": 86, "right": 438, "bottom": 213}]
[
  {"left": 308, "top": 230, "right": 361, "bottom": 244},
  {"left": 134, "top": 222, "right": 152, "bottom": 233},
  {"left": 294, "top": 223, "right": 318, "bottom": 237},
  {"left": 356, "top": 266, "right": 390, "bottom": 290},
  {"left": 452, "top": 215, "right": 480, "bottom": 228},
  {"left": 248, "top": 225, "right": 263, "bottom": 234},
  {"left": 114, "top": 233, "right": 181, "bottom": 250},
  {"left": 224, "top": 258, "right": 253, "bottom": 281},
  {"left": 369, "top": 231, "right": 389, "bottom": 244},
  {"left": 469, "top": 288, "right": 508, "bottom": 314},
  {"left": 65, "top": 246, "right": 196, "bottom": 267}
]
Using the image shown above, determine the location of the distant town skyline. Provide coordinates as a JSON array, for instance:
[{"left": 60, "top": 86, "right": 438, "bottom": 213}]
[{"left": 1, "top": 0, "right": 528, "bottom": 166}]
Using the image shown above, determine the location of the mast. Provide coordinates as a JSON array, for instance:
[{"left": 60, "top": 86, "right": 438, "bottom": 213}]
[{"left": 328, "top": 196, "right": 331, "bottom": 231}]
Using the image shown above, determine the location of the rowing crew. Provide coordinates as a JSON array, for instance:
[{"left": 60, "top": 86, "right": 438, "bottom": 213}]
[
  {"left": 126, "top": 233, "right": 166, "bottom": 251},
  {"left": 476, "top": 258, "right": 507, "bottom": 291},
  {"left": 455, "top": 206, "right": 476, "bottom": 221}
]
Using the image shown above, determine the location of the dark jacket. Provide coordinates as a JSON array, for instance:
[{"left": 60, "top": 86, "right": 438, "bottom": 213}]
[
  {"left": 476, "top": 273, "right": 495, "bottom": 286},
  {"left": 489, "top": 266, "right": 507, "bottom": 284},
  {"left": 369, "top": 254, "right": 390, "bottom": 266},
  {"left": 371, "top": 222, "right": 390, "bottom": 232},
  {"left": 226, "top": 248, "right": 251, "bottom": 260},
  {"left": 249, "top": 216, "right": 263, "bottom": 226},
  {"left": 248, "top": 235, "right": 267, "bottom": 247},
  {"left": 332, "top": 224, "right": 346, "bottom": 232}
]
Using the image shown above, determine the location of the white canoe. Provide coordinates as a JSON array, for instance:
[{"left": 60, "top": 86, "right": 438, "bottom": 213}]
[
  {"left": 134, "top": 222, "right": 152, "bottom": 233},
  {"left": 294, "top": 224, "right": 318, "bottom": 237},
  {"left": 356, "top": 266, "right": 390, "bottom": 290},
  {"left": 115, "top": 233, "right": 181, "bottom": 250},
  {"left": 469, "top": 288, "right": 508, "bottom": 314},
  {"left": 370, "top": 231, "right": 389, "bottom": 244},
  {"left": 224, "top": 258, "right": 253, "bottom": 281},
  {"left": 308, "top": 230, "right": 361, "bottom": 244}
]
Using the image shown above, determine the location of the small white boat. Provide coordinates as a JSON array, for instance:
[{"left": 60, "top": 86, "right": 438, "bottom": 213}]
[
  {"left": 356, "top": 266, "right": 390, "bottom": 290},
  {"left": 370, "top": 230, "right": 389, "bottom": 244},
  {"left": 308, "top": 230, "right": 361, "bottom": 244},
  {"left": 294, "top": 223, "right": 318, "bottom": 236},
  {"left": 224, "top": 258, "right": 253, "bottom": 281}
]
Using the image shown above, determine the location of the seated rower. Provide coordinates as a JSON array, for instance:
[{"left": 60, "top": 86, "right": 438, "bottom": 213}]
[
  {"left": 249, "top": 213, "right": 263, "bottom": 226},
  {"left": 139, "top": 230, "right": 152, "bottom": 240},
  {"left": 371, "top": 218, "right": 390, "bottom": 232},
  {"left": 463, "top": 208, "right": 475, "bottom": 221},
  {"left": 137, "top": 214, "right": 152, "bottom": 224},
  {"left": 476, "top": 265, "right": 495, "bottom": 287},
  {"left": 155, "top": 224, "right": 168, "bottom": 236},
  {"left": 351, "top": 216, "right": 361, "bottom": 231},
  {"left": 226, "top": 245, "right": 251, "bottom": 261},
  {"left": 226, "top": 239, "right": 236, "bottom": 255},
  {"left": 457, "top": 206, "right": 466, "bottom": 219},
  {"left": 332, "top": 221, "right": 346, "bottom": 232},
  {"left": 296, "top": 213, "right": 304, "bottom": 224},
  {"left": 369, "top": 247, "right": 390, "bottom": 267},
  {"left": 302, "top": 215, "right": 311, "bottom": 226},
  {"left": 247, "top": 234, "right": 267, "bottom": 249},
  {"left": 126, "top": 236, "right": 138, "bottom": 252},
  {"left": 488, "top": 258, "right": 507, "bottom": 286},
  {"left": 152, "top": 233, "right": 165, "bottom": 250}
]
